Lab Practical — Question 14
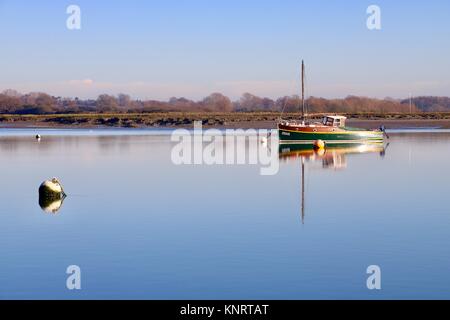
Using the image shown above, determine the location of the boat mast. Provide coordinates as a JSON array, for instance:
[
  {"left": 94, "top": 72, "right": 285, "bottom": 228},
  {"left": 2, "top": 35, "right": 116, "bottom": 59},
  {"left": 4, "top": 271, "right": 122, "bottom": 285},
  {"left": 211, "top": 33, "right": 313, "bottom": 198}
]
[{"left": 301, "top": 60, "right": 305, "bottom": 120}]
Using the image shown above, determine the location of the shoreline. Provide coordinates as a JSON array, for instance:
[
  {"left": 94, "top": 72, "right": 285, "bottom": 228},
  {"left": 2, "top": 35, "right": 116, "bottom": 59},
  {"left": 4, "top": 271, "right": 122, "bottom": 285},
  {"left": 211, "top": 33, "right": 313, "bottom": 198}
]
[{"left": 1, "top": 113, "right": 450, "bottom": 130}]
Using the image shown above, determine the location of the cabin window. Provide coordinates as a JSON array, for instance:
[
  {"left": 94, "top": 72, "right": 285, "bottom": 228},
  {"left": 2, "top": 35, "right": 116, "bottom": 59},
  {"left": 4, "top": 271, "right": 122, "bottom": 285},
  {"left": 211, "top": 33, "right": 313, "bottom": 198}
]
[
  {"left": 323, "top": 117, "right": 345, "bottom": 127},
  {"left": 323, "top": 117, "right": 334, "bottom": 126}
]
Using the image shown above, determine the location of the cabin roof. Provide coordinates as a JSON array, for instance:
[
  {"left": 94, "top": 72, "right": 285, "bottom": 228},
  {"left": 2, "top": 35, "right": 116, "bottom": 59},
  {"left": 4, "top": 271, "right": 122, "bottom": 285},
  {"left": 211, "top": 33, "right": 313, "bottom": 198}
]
[{"left": 325, "top": 115, "right": 347, "bottom": 120}]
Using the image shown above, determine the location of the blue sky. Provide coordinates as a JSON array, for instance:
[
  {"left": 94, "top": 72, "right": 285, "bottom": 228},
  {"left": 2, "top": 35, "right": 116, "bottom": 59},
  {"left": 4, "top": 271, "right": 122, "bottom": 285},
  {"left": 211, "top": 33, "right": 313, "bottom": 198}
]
[{"left": 0, "top": 0, "right": 449, "bottom": 100}]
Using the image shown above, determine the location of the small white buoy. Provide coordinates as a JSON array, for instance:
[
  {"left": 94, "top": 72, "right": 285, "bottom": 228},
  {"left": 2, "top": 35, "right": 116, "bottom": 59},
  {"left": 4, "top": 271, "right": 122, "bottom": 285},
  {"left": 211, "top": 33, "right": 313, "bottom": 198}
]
[
  {"left": 313, "top": 139, "right": 325, "bottom": 150},
  {"left": 261, "top": 136, "right": 268, "bottom": 145},
  {"left": 260, "top": 136, "right": 268, "bottom": 148}
]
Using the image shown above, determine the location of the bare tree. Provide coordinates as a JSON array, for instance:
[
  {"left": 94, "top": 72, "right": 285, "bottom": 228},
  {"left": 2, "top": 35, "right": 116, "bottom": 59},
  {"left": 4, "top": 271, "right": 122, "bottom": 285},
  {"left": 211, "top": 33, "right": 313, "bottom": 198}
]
[
  {"left": 117, "top": 93, "right": 131, "bottom": 109},
  {"left": 0, "top": 93, "right": 21, "bottom": 113},
  {"left": 201, "top": 93, "right": 233, "bottom": 112},
  {"left": 96, "top": 94, "right": 118, "bottom": 112}
]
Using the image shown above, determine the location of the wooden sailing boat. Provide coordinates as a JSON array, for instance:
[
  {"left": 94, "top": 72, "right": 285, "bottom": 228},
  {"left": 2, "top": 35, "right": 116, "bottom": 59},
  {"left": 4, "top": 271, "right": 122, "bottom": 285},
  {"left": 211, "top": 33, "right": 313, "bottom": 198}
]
[{"left": 278, "top": 61, "right": 385, "bottom": 144}]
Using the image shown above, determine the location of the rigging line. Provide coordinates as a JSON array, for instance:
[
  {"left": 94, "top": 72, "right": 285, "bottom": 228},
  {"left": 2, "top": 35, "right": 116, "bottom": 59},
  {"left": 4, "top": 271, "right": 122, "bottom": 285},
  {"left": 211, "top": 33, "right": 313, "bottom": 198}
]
[
  {"left": 280, "top": 96, "right": 288, "bottom": 115},
  {"left": 297, "top": 62, "right": 302, "bottom": 113},
  {"left": 280, "top": 64, "right": 302, "bottom": 118},
  {"left": 303, "top": 62, "right": 309, "bottom": 116}
]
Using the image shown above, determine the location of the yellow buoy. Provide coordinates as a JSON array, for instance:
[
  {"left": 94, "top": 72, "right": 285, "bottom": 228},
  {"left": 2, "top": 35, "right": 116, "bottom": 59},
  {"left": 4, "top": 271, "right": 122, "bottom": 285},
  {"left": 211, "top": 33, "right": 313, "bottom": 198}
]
[
  {"left": 313, "top": 139, "right": 325, "bottom": 150},
  {"left": 38, "top": 178, "right": 66, "bottom": 214},
  {"left": 39, "top": 178, "right": 66, "bottom": 199}
]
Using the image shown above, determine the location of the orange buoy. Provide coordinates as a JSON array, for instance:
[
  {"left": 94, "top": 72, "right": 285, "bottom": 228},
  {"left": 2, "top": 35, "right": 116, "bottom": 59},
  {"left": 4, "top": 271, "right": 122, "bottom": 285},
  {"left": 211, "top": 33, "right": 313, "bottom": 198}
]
[{"left": 313, "top": 139, "right": 325, "bottom": 150}]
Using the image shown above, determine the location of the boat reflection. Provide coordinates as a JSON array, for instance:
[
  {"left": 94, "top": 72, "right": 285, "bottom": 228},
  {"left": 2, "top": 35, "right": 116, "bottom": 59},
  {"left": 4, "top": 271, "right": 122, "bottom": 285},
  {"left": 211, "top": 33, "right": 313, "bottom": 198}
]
[{"left": 279, "top": 142, "right": 387, "bottom": 224}]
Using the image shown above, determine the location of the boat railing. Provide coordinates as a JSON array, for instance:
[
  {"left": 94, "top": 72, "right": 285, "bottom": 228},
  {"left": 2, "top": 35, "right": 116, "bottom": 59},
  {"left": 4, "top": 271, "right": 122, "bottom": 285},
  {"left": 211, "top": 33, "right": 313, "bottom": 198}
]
[{"left": 278, "top": 119, "right": 305, "bottom": 126}]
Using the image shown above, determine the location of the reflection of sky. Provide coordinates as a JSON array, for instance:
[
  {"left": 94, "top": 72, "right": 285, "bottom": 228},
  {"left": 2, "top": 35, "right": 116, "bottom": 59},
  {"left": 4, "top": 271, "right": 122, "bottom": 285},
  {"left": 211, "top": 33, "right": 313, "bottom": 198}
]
[{"left": 0, "top": 131, "right": 449, "bottom": 299}]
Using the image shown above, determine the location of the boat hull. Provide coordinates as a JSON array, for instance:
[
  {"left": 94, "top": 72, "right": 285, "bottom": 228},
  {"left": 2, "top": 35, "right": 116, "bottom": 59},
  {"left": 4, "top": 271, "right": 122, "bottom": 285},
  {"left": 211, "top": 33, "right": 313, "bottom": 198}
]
[{"left": 278, "top": 124, "right": 383, "bottom": 143}]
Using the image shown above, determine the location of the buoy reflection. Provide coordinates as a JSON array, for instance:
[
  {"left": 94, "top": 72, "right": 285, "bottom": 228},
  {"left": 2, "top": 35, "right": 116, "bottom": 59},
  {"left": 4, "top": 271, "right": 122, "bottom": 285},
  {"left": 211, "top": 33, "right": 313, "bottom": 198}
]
[{"left": 39, "top": 195, "right": 66, "bottom": 214}]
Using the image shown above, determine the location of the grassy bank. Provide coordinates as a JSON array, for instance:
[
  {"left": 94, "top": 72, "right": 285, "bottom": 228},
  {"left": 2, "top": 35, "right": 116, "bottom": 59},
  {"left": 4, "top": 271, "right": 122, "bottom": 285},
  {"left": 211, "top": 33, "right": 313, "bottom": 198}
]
[{"left": 1, "top": 112, "right": 450, "bottom": 129}]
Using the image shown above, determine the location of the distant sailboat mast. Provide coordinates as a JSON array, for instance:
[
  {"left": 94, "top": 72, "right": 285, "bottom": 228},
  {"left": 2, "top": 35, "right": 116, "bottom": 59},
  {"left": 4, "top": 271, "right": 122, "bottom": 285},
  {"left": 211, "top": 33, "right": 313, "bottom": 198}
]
[{"left": 409, "top": 93, "right": 413, "bottom": 113}]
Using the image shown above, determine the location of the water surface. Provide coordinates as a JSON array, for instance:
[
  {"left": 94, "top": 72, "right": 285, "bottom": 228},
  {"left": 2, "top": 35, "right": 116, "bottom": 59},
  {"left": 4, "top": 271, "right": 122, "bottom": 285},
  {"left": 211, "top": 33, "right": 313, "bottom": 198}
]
[{"left": 0, "top": 129, "right": 449, "bottom": 299}]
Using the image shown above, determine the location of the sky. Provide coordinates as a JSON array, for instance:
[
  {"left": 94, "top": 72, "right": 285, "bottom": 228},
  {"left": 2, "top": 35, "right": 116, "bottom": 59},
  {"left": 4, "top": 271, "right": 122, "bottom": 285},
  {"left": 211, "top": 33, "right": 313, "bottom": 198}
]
[{"left": 0, "top": 0, "right": 449, "bottom": 100}]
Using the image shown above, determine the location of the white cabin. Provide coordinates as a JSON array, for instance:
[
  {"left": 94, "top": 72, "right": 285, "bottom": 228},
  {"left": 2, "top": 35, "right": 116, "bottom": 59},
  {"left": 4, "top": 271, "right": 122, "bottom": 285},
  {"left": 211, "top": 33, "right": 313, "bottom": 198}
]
[{"left": 322, "top": 115, "right": 347, "bottom": 128}]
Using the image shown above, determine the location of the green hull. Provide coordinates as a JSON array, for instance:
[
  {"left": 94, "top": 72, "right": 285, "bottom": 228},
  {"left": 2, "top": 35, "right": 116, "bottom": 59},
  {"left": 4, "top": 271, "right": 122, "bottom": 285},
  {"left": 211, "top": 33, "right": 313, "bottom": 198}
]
[
  {"left": 278, "top": 128, "right": 383, "bottom": 143},
  {"left": 279, "top": 141, "right": 383, "bottom": 151}
]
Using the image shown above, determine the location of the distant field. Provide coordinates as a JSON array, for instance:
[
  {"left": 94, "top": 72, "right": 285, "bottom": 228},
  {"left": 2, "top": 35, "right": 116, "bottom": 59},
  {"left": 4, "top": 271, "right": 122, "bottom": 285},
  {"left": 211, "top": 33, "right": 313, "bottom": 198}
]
[{"left": 1, "top": 112, "right": 450, "bottom": 129}]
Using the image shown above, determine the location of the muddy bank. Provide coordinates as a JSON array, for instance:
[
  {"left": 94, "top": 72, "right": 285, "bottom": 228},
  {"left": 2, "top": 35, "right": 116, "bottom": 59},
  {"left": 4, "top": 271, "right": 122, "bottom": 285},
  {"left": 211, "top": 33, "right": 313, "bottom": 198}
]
[{"left": 1, "top": 113, "right": 450, "bottom": 129}]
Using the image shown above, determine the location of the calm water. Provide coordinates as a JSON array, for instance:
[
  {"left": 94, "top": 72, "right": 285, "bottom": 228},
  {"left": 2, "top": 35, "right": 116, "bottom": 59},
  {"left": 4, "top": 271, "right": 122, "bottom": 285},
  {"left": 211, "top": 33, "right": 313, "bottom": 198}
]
[{"left": 0, "top": 128, "right": 449, "bottom": 299}]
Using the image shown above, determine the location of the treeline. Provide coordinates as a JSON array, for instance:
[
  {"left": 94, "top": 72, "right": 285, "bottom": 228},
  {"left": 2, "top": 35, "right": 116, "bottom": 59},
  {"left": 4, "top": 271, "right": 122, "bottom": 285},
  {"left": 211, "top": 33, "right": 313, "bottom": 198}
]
[{"left": 1, "top": 89, "right": 449, "bottom": 114}]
